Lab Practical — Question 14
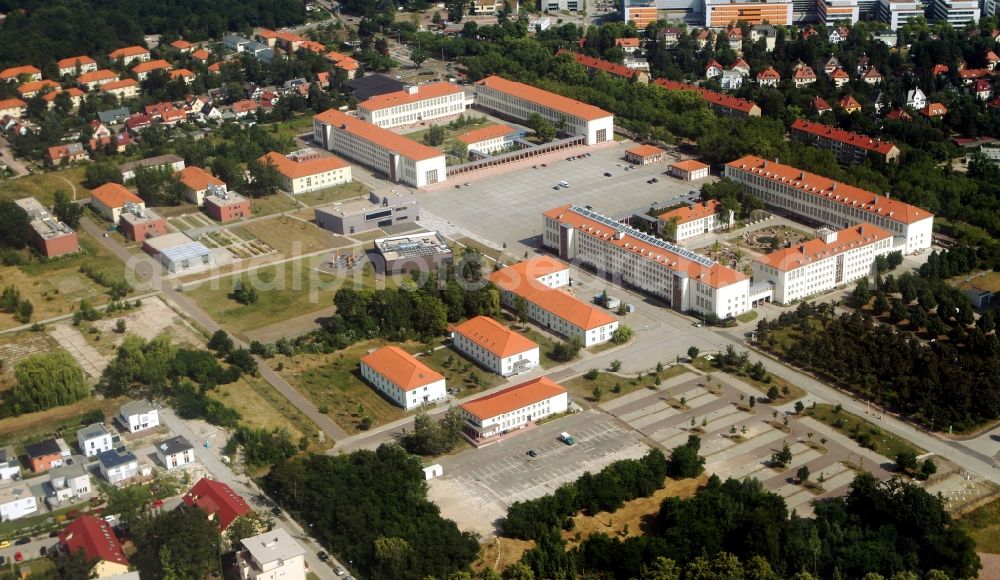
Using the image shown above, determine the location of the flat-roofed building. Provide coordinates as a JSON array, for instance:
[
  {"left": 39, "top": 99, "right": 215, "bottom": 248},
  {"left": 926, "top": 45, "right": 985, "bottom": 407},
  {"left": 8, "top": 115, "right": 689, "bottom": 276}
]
[
  {"left": 360, "top": 346, "right": 447, "bottom": 410},
  {"left": 238, "top": 528, "right": 307, "bottom": 580},
  {"left": 357, "top": 82, "right": 466, "bottom": 129},
  {"left": 259, "top": 150, "right": 351, "bottom": 194},
  {"left": 657, "top": 199, "right": 732, "bottom": 241},
  {"left": 177, "top": 166, "right": 226, "bottom": 206},
  {"left": 474, "top": 76, "right": 614, "bottom": 145},
  {"left": 931, "top": 0, "right": 979, "bottom": 24},
  {"left": 460, "top": 377, "right": 569, "bottom": 442},
  {"left": 313, "top": 109, "right": 447, "bottom": 187},
  {"left": 877, "top": 0, "right": 925, "bottom": 29},
  {"left": 452, "top": 316, "right": 540, "bottom": 377},
  {"left": 118, "top": 204, "right": 166, "bottom": 242},
  {"left": 14, "top": 197, "right": 79, "bottom": 257},
  {"left": 0, "top": 484, "right": 37, "bottom": 521},
  {"left": 703, "top": 0, "right": 793, "bottom": 26},
  {"left": 372, "top": 231, "right": 453, "bottom": 274},
  {"left": 315, "top": 187, "right": 419, "bottom": 235},
  {"left": 624, "top": 0, "right": 659, "bottom": 29},
  {"left": 818, "top": 0, "right": 860, "bottom": 23},
  {"left": 543, "top": 205, "right": 760, "bottom": 318},
  {"left": 790, "top": 119, "right": 900, "bottom": 164},
  {"left": 204, "top": 190, "right": 251, "bottom": 222},
  {"left": 753, "top": 225, "right": 894, "bottom": 304},
  {"left": 143, "top": 232, "right": 216, "bottom": 273},
  {"left": 725, "top": 156, "right": 933, "bottom": 253},
  {"left": 120, "top": 153, "right": 185, "bottom": 181}
]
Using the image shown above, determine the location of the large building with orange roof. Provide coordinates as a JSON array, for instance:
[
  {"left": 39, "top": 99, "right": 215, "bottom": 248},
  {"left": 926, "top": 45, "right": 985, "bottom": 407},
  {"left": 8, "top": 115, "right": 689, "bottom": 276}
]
[
  {"left": 790, "top": 119, "right": 900, "bottom": 164},
  {"left": 753, "top": 225, "right": 894, "bottom": 304},
  {"left": 89, "top": 183, "right": 145, "bottom": 223},
  {"left": 452, "top": 316, "right": 540, "bottom": 377},
  {"left": 542, "top": 205, "right": 761, "bottom": 319},
  {"left": 657, "top": 199, "right": 733, "bottom": 242},
  {"left": 259, "top": 149, "right": 351, "bottom": 194},
  {"left": 474, "top": 76, "right": 614, "bottom": 145},
  {"left": 724, "top": 156, "right": 933, "bottom": 253},
  {"left": 360, "top": 346, "right": 447, "bottom": 409},
  {"left": 460, "top": 376, "right": 569, "bottom": 442},
  {"left": 489, "top": 257, "right": 619, "bottom": 347},
  {"left": 357, "top": 82, "right": 466, "bottom": 129},
  {"left": 313, "top": 108, "right": 447, "bottom": 187},
  {"left": 176, "top": 166, "right": 226, "bottom": 206}
]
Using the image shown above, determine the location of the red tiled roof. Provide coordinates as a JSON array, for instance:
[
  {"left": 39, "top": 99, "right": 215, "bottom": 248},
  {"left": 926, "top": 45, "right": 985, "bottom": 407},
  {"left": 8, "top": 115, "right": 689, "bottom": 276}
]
[
  {"left": 658, "top": 199, "right": 720, "bottom": 225},
  {"left": 757, "top": 66, "right": 780, "bottom": 80},
  {"left": 793, "top": 66, "right": 816, "bottom": 79},
  {"left": 489, "top": 258, "right": 615, "bottom": 330},
  {"left": 358, "top": 81, "right": 464, "bottom": 112},
  {"left": 987, "top": 50, "right": 1000, "bottom": 62},
  {"left": 171, "top": 68, "right": 195, "bottom": 80},
  {"left": 863, "top": 68, "right": 883, "bottom": 79},
  {"left": 313, "top": 109, "right": 444, "bottom": 162},
  {"left": 886, "top": 108, "right": 911, "bottom": 120},
  {"left": 959, "top": 68, "right": 990, "bottom": 80},
  {"left": 91, "top": 183, "right": 142, "bottom": 207},
  {"left": 57, "top": 56, "right": 96, "bottom": 70},
  {"left": 17, "top": 80, "right": 60, "bottom": 95},
  {"left": 171, "top": 39, "right": 192, "bottom": 50},
  {"left": 461, "top": 376, "right": 567, "bottom": 421},
  {"left": 489, "top": 256, "right": 568, "bottom": 295},
  {"left": 476, "top": 75, "right": 612, "bottom": 122},
  {"left": 177, "top": 166, "right": 224, "bottom": 191},
  {"left": 725, "top": 156, "right": 933, "bottom": 225},
  {"left": 182, "top": 478, "right": 250, "bottom": 531},
  {"left": 192, "top": 48, "right": 211, "bottom": 61},
  {"left": 258, "top": 151, "right": 349, "bottom": 179},
  {"left": 830, "top": 68, "right": 849, "bottom": 79},
  {"left": 77, "top": 70, "right": 118, "bottom": 84},
  {"left": 232, "top": 99, "right": 258, "bottom": 114},
  {"left": 615, "top": 37, "right": 640, "bottom": 48},
  {"left": 0, "top": 98, "right": 26, "bottom": 110},
  {"left": 59, "top": 516, "right": 128, "bottom": 567},
  {"left": 132, "top": 59, "right": 172, "bottom": 74},
  {"left": 839, "top": 95, "right": 862, "bottom": 110},
  {"left": 791, "top": 119, "right": 897, "bottom": 155},
  {"left": 652, "top": 79, "right": 759, "bottom": 115},
  {"left": 931, "top": 64, "right": 950, "bottom": 75},
  {"left": 558, "top": 49, "right": 642, "bottom": 80},
  {"left": 100, "top": 79, "right": 138, "bottom": 92},
  {"left": 756, "top": 224, "right": 892, "bottom": 271},
  {"left": 453, "top": 316, "right": 538, "bottom": 357},
  {"left": 109, "top": 46, "right": 148, "bottom": 59},
  {"left": 920, "top": 102, "right": 948, "bottom": 116},
  {"left": 361, "top": 346, "right": 444, "bottom": 391},
  {"left": 670, "top": 159, "right": 709, "bottom": 173},
  {"left": 456, "top": 124, "right": 516, "bottom": 145},
  {"left": 812, "top": 96, "right": 832, "bottom": 111},
  {"left": 627, "top": 144, "right": 665, "bottom": 158},
  {"left": 0, "top": 65, "right": 40, "bottom": 80}
]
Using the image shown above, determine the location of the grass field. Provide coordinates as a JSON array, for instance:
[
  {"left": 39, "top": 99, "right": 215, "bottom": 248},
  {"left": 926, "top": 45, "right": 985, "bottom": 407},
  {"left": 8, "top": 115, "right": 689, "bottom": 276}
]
[
  {"left": 400, "top": 342, "right": 505, "bottom": 393},
  {"left": 956, "top": 496, "right": 1000, "bottom": 553},
  {"left": 249, "top": 193, "right": 299, "bottom": 218},
  {"left": 295, "top": 181, "right": 368, "bottom": 206},
  {"left": 954, "top": 270, "right": 1000, "bottom": 294},
  {"left": 804, "top": 403, "right": 923, "bottom": 460},
  {"left": 564, "top": 365, "right": 691, "bottom": 404},
  {"left": 0, "top": 166, "right": 87, "bottom": 205},
  {"left": 0, "top": 234, "right": 130, "bottom": 329},
  {"left": 693, "top": 356, "right": 805, "bottom": 403},
  {"left": 402, "top": 118, "right": 495, "bottom": 155},
  {"left": 0, "top": 397, "right": 126, "bottom": 448},
  {"left": 241, "top": 215, "right": 339, "bottom": 255},
  {"left": 262, "top": 115, "right": 316, "bottom": 148}
]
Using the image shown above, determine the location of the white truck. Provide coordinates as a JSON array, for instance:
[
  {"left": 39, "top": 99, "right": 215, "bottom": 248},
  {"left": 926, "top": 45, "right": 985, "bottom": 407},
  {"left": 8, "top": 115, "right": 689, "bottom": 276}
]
[{"left": 559, "top": 432, "right": 576, "bottom": 445}]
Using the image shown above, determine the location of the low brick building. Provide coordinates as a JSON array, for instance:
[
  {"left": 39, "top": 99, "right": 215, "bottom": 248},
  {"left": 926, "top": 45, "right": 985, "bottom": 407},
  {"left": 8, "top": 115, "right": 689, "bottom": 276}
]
[
  {"left": 204, "top": 190, "right": 251, "bottom": 222},
  {"left": 118, "top": 205, "right": 166, "bottom": 241},
  {"left": 14, "top": 197, "right": 79, "bottom": 257}
]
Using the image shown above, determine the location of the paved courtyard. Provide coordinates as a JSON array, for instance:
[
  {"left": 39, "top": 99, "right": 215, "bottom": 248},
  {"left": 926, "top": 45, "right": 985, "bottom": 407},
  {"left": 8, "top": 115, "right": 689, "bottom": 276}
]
[{"left": 427, "top": 410, "right": 649, "bottom": 537}]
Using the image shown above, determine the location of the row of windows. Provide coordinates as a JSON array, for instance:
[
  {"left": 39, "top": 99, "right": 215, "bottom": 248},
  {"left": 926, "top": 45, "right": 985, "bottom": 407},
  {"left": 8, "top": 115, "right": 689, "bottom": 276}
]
[
  {"left": 373, "top": 102, "right": 465, "bottom": 127},
  {"left": 477, "top": 89, "right": 586, "bottom": 131},
  {"left": 368, "top": 94, "right": 464, "bottom": 117}
]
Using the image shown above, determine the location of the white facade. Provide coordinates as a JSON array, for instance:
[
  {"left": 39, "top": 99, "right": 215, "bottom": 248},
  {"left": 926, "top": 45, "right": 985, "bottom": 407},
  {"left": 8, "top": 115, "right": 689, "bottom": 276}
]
[
  {"left": 48, "top": 461, "right": 92, "bottom": 506},
  {"left": 460, "top": 378, "right": 569, "bottom": 440},
  {"left": 0, "top": 454, "right": 19, "bottom": 481},
  {"left": 753, "top": 226, "right": 894, "bottom": 304},
  {"left": 313, "top": 110, "right": 447, "bottom": 188},
  {"left": 0, "top": 486, "right": 37, "bottom": 521},
  {"left": 155, "top": 438, "right": 196, "bottom": 471},
  {"left": 76, "top": 424, "right": 114, "bottom": 458},
  {"left": 452, "top": 327, "right": 540, "bottom": 377},
  {"left": 358, "top": 84, "right": 466, "bottom": 129},
  {"left": 905, "top": 88, "right": 927, "bottom": 110},
  {"left": 99, "top": 451, "right": 139, "bottom": 486},
  {"left": 359, "top": 347, "right": 448, "bottom": 410},
  {"left": 724, "top": 156, "right": 934, "bottom": 253},
  {"left": 931, "top": 0, "right": 979, "bottom": 24},
  {"left": 120, "top": 400, "right": 159, "bottom": 433},
  {"left": 818, "top": 0, "right": 860, "bottom": 23},
  {"left": 719, "top": 70, "right": 744, "bottom": 89},
  {"left": 878, "top": 0, "right": 926, "bottom": 29},
  {"left": 239, "top": 529, "right": 307, "bottom": 580},
  {"left": 543, "top": 206, "right": 755, "bottom": 319},
  {"left": 659, "top": 202, "right": 733, "bottom": 242},
  {"left": 474, "top": 76, "right": 614, "bottom": 146}
]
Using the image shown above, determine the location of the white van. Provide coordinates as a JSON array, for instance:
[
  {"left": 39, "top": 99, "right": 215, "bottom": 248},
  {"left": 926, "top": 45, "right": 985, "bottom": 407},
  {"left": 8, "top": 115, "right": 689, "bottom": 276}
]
[{"left": 558, "top": 180, "right": 569, "bottom": 188}]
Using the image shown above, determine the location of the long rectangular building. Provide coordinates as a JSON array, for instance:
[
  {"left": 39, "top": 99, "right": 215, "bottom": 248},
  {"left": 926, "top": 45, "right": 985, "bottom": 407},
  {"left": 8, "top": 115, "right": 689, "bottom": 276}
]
[
  {"left": 460, "top": 376, "right": 569, "bottom": 443},
  {"left": 357, "top": 82, "right": 466, "bottom": 129},
  {"left": 473, "top": 76, "right": 614, "bottom": 145},
  {"left": 724, "top": 156, "right": 933, "bottom": 253},
  {"left": 753, "top": 225, "right": 894, "bottom": 304},
  {"left": 313, "top": 109, "right": 446, "bottom": 187},
  {"left": 653, "top": 79, "right": 761, "bottom": 117},
  {"left": 542, "top": 205, "right": 762, "bottom": 319},
  {"left": 703, "top": 0, "right": 793, "bottom": 26},
  {"left": 790, "top": 119, "right": 900, "bottom": 165}
]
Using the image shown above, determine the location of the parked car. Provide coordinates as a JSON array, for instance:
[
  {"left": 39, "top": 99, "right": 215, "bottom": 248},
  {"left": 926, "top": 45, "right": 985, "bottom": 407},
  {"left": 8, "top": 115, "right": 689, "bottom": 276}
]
[
  {"left": 0, "top": 555, "right": 5, "bottom": 566},
  {"left": 318, "top": 551, "right": 330, "bottom": 561},
  {"left": 48, "top": 530, "right": 60, "bottom": 538},
  {"left": 39, "top": 546, "right": 46, "bottom": 557},
  {"left": 15, "top": 537, "right": 30, "bottom": 546},
  {"left": 14, "top": 552, "right": 22, "bottom": 563},
  {"left": 333, "top": 566, "right": 346, "bottom": 576},
  {"left": 692, "top": 321, "right": 703, "bottom": 328},
  {"left": 0, "top": 540, "right": 9, "bottom": 549},
  {"left": 527, "top": 449, "right": 538, "bottom": 457},
  {"left": 271, "top": 506, "right": 282, "bottom": 517},
  {"left": 604, "top": 172, "right": 612, "bottom": 177}
]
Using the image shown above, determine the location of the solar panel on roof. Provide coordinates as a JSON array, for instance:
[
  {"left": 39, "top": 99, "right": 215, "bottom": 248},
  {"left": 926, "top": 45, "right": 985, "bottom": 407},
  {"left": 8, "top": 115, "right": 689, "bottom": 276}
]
[{"left": 569, "top": 206, "right": 715, "bottom": 267}]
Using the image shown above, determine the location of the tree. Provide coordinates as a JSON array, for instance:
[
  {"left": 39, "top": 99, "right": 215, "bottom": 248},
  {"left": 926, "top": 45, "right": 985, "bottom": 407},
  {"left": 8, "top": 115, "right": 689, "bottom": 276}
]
[
  {"left": 527, "top": 113, "right": 555, "bottom": 143},
  {"left": 247, "top": 157, "right": 282, "bottom": 197},
  {"left": 611, "top": 325, "right": 633, "bottom": 344},
  {"left": 853, "top": 277, "right": 871, "bottom": 306},
  {"left": 896, "top": 450, "right": 918, "bottom": 472},
  {"left": 921, "top": 459, "right": 938, "bottom": 479},
  {"left": 51, "top": 548, "right": 95, "bottom": 580},
  {"left": 226, "top": 512, "right": 268, "bottom": 551},
  {"left": 207, "top": 330, "right": 234, "bottom": 356},
  {"left": 425, "top": 124, "right": 446, "bottom": 146},
  {"left": 610, "top": 359, "right": 622, "bottom": 372},
  {"left": 115, "top": 319, "right": 126, "bottom": 333},
  {"left": 132, "top": 506, "right": 222, "bottom": 579},
  {"left": 514, "top": 296, "right": 528, "bottom": 323},
  {"left": 797, "top": 465, "right": 810, "bottom": 483},
  {"left": 687, "top": 346, "right": 699, "bottom": 361},
  {"left": 410, "top": 46, "right": 429, "bottom": 68},
  {"left": 53, "top": 190, "right": 83, "bottom": 229},
  {"left": 0, "top": 201, "right": 31, "bottom": 250},
  {"left": 11, "top": 351, "right": 89, "bottom": 414},
  {"left": 592, "top": 385, "right": 603, "bottom": 401},
  {"left": 666, "top": 435, "right": 704, "bottom": 478},
  {"left": 771, "top": 441, "right": 792, "bottom": 468},
  {"left": 767, "top": 386, "right": 780, "bottom": 401},
  {"left": 794, "top": 401, "right": 805, "bottom": 414},
  {"left": 104, "top": 484, "right": 153, "bottom": 524},
  {"left": 551, "top": 337, "right": 582, "bottom": 361}
]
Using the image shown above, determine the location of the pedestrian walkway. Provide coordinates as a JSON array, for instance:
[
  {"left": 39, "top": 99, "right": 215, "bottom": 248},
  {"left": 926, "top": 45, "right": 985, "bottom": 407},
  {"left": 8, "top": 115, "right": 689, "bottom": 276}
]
[{"left": 49, "top": 323, "right": 109, "bottom": 378}]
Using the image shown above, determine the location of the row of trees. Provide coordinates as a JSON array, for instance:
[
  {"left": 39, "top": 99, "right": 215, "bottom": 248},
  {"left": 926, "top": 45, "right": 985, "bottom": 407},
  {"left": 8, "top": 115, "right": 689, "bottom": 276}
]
[{"left": 401, "top": 408, "right": 464, "bottom": 456}]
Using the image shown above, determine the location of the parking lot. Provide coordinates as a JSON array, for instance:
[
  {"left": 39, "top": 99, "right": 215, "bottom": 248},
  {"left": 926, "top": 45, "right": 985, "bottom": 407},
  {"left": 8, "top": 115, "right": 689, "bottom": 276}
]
[{"left": 427, "top": 410, "right": 649, "bottom": 537}]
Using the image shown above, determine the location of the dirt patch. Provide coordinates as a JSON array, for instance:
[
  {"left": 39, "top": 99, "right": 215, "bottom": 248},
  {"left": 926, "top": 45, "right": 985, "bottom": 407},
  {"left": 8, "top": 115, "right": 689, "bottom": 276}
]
[{"left": 475, "top": 537, "right": 536, "bottom": 574}]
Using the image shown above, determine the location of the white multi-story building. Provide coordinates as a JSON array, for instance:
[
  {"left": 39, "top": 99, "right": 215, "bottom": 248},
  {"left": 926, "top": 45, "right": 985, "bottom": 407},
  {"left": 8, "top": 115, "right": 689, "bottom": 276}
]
[
  {"left": 724, "top": 156, "right": 934, "bottom": 253},
  {"left": 259, "top": 150, "right": 351, "bottom": 194},
  {"left": 452, "top": 316, "right": 540, "bottom": 377},
  {"left": 76, "top": 424, "right": 114, "bottom": 458},
  {"left": 474, "top": 76, "right": 614, "bottom": 146},
  {"left": 313, "top": 109, "right": 447, "bottom": 188},
  {"left": 489, "top": 257, "right": 619, "bottom": 347},
  {"left": 460, "top": 376, "right": 569, "bottom": 442},
  {"left": 657, "top": 200, "right": 733, "bottom": 242},
  {"left": 818, "top": 0, "right": 860, "bottom": 23},
  {"left": 930, "top": 0, "right": 979, "bottom": 24},
  {"left": 0, "top": 485, "right": 37, "bottom": 521},
  {"left": 357, "top": 82, "right": 466, "bottom": 129},
  {"left": 877, "top": 0, "right": 926, "bottom": 29},
  {"left": 239, "top": 528, "right": 307, "bottom": 580},
  {"left": 48, "top": 459, "right": 92, "bottom": 506},
  {"left": 543, "top": 206, "right": 761, "bottom": 319},
  {"left": 456, "top": 125, "right": 522, "bottom": 155},
  {"left": 120, "top": 400, "right": 159, "bottom": 433},
  {"left": 753, "top": 225, "right": 894, "bottom": 304},
  {"left": 359, "top": 346, "right": 447, "bottom": 410},
  {"left": 155, "top": 436, "right": 196, "bottom": 470},
  {"left": 98, "top": 448, "right": 139, "bottom": 486}
]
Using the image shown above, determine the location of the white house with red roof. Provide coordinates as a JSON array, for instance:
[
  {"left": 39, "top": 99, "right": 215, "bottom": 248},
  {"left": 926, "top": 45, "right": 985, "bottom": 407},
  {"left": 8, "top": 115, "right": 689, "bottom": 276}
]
[
  {"left": 59, "top": 516, "right": 130, "bottom": 578},
  {"left": 657, "top": 199, "right": 732, "bottom": 242},
  {"left": 0, "top": 98, "right": 26, "bottom": 119},
  {"left": 182, "top": 478, "right": 251, "bottom": 531},
  {"left": 177, "top": 166, "right": 226, "bottom": 206},
  {"left": 792, "top": 65, "right": 817, "bottom": 87},
  {"left": 724, "top": 156, "right": 934, "bottom": 252},
  {"left": 452, "top": 316, "right": 540, "bottom": 377},
  {"left": 89, "top": 183, "right": 144, "bottom": 223},
  {"left": 0, "top": 65, "right": 40, "bottom": 82},
  {"left": 460, "top": 376, "right": 568, "bottom": 442},
  {"left": 357, "top": 82, "right": 466, "bottom": 129},
  {"left": 757, "top": 66, "right": 781, "bottom": 86},
  {"left": 57, "top": 56, "right": 97, "bottom": 77},
  {"left": 753, "top": 225, "right": 894, "bottom": 304},
  {"left": 360, "top": 346, "right": 447, "bottom": 409},
  {"left": 259, "top": 150, "right": 351, "bottom": 194},
  {"left": 108, "top": 45, "right": 150, "bottom": 66},
  {"left": 705, "top": 59, "right": 724, "bottom": 79},
  {"left": 456, "top": 124, "right": 521, "bottom": 155}
]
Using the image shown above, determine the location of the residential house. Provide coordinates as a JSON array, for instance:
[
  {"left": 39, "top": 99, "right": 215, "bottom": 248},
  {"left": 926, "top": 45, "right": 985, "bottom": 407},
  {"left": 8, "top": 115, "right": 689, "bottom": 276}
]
[
  {"left": 652, "top": 79, "right": 762, "bottom": 117},
  {"left": 25, "top": 439, "right": 64, "bottom": 472},
  {"left": 57, "top": 56, "right": 98, "bottom": 77},
  {"left": 43, "top": 87, "right": 85, "bottom": 110},
  {"left": 0, "top": 450, "right": 20, "bottom": 481},
  {"left": 232, "top": 99, "right": 258, "bottom": 118},
  {"left": 829, "top": 26, "right": 849, "bottom": 43},
  {"left": 823, "top": 55, "right": 841, "bottom": 75},
  {"left": 730, "top": 58, "right": 751, "bottom": 76},
  {"left": 459, "top": 377, "right": 569, "bottom": 442},
  {"left": 0, "top": 485, "right": 37, "bottom": 521},
  {"left": 46, "top": 143, "right": 89, "bottom": 166},
  {"left": 48, "top": 458, "right": 92, "bottom": 507},
  {"left": 192, "top": 48, "right": 211, "bottom": 63},
  {"left": 720, "top": 69, "right": 744, "bottom": 89},
  {"left": 793, "top": 65, "right": 817, "bottom": 87},
  {"left": 920, "top": 102, "right": 948, "bottom": 117},
  {"left": 839, "top": 94, "right": 863, "bottom": 113},
  {"left": 705, "top": 59, "right": 724, "bottom": 79},
  {"left": 886, "top": 108, "right": 912, "bottom": 120},
  {"left": 132, "top": 59, "right": 172, "bottom": 81},
  {"left": 77, "top": 70, "right": 119, "bottom": 91},
  {"left": 757, "top": 66, "right": 781, "bottom": 86},
  {"left": 0, "top": 98, "right": 26, "bottom": 119},
  {"left": 614, "top": 37, "right": 641, "bottom": 53},
  {"left": 863, "top": 67, "right": 883, "bottom": 85},
  {"left": 0, "top": 65, "right": 41, "bottom": 82},
  {"left": 100, "top": 79, "right": 140, "bottom": 100},
  {"left": 323, "top": 50, "right": 359, "bottom": 79},
  {"left": 790, "top": 119, "right": 900, "bottom": 163},
  {"left": 76, "top": 423, "right": 114, "bottom": 458},
  {"left": 906, "top": 88, "right": 927, "bottom": 109},
  {"left": 986, "top": 50, "right": 1000, "bottom": 71},
  {"left": 108, "top": 45, "right": 150, "bottom": 65},
  {"left": 973, "top": 78, "right": 993, "bottom": 100},
  {"left": 18, "top": 79, "right": 60, "bottom": 98},
  {"left": 89, "top": 132, "right": 132, "bottom": 154},
  {"left": 170, "top": 39, "right": 194, "bottom": 53},
  {"left": 170, "top": 69, "right": 195, "bottom": 84},
  {"left": 98, "top": 448, "right": 139, "bottom": 485},
  {"left": 750, "top": 24, "right": 777, "bottom": 51},
  {"left": 119, "top": 153, "right": 185, "bottom": 181},
  {"left": 558, "top": 50, "right": 650, "bottom": 83},
  {"left": 452, "top": 316, "right": 540, "bottom": 377},
  {"left": 182, "top": 478, "right": 251, "bottom": 531},
  {"left": 359, "top": 346, "right": 447, "bottom": 410},
  {"left": 725, "top": 27, "right": 743, "bottom": 51},
  {"left": 812, "top": 96, "right": 833, "bottom": 114},
  {"left": 658, "top": 27, "right": 681, "bottom": 47},
  {"left": 238, "top": 528, "right": 307, "bottom": 580},
  {"left": 830, "top": 68, "right": 850, "bottom": 88},
  {"left": 89, "top": 183, "right": 143, "bottom": 223},
  {"left": 155, "top": 436, "right": 195, "bottom": 470},
  {"left": 959, "top": 68, "right": 991, "bottom": 84},
  {"left": 177, "top": 166, "right": 226, "bottom": 206},
  {"left": 931, "top": 63, "right": 950, "bottom": 76},
  {"left": 98, "top": 107, "right": 131, "bottom": 125},
  {"left": 119, "top": 399, "right": 159, "bottom": 433},
  {"left": 59, "top": 516, "right": 130, "bottom": 578}
]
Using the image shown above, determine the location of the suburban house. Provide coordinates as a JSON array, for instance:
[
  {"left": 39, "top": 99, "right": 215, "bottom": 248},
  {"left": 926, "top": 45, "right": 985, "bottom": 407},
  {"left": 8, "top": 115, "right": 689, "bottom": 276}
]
[
  {"left": 259, "top": 150, "right": 351, "bottom": 194},
  {"left": 119, "top": 153, "right": 186, "bottom": 181},
  {"left": 451, "top": 316, "right": 540, "bottom": 377},
  {"left": 77, "top": 423, "right": 114, "bottom": 458},
  {"left": 120, "top": 400, "right": 159, "bottom": 433},
  {"left": 657, "top": 199, "right": 733, "bottom": 242},
  {"left": 0, "top": 450, "right": 20, "bottom": 481},
  {"left": 625, "top": 144, "right": 667, "bottom": 166},
  {"left": 177, "top": 166, "right": 226, "bottom": 206},
  {"left": 906, "top": 88, "right": 927, "bottom": 109},
  {"left": 459, "top": 376, "right": 569, "bottom": 443},
  {"left": 757, "top": 66, "right": 781, "bottom": 86},
  {"left": 98, "top": 448, "right": 139, "bottom": 485},
  {"left": 238, "top": 528, "right": 307, "bottom": 580},
  {"left": 0, "top": 484, "right": 38, "bottom": 521},
  {"left": 59, "top": 516, "right": 130, "bottom": 578},
  {"left": 359, "top": 346, "right": 447, "bottom": 410},
  {"left": 108, "top": 45, "right": 150, "bottom": 65},
  {"left": 0, "top": 65, "right": 41, "bottom": 82},
  {"left": 132, "top": 59, "right": 172, "bottom": 81},
  {"left": 77, "top": 69, "right": 119, "bottom": 91},
  {"left": 25, "top": 439, "right": 67, "bottom": 472},
  {"left": 48, "top": 458, "right": 92, "bottom": 507},
  {"left": 17, "top": 79, "right": 60, "bottom": 98},
  {"left": 46, "top": 143, "right": 89, "bottom": 166},
  {"left": 89, "top": 183, "right": 144, "bottom": 223},
  {"left": 0, "top": 98, "right": 26, "bottom": 119},
  {"left": 155, "top": 436, "right": 195, "bottom": 470},
  {"left": 182, "top": 478, "right": 251, "bottom": 531}
]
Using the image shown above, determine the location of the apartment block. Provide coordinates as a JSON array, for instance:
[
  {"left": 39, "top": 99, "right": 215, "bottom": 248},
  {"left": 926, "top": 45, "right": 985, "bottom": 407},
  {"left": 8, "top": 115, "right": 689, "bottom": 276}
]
[{"left": 357, "top": 82, "right": 466, "bottom": 129}]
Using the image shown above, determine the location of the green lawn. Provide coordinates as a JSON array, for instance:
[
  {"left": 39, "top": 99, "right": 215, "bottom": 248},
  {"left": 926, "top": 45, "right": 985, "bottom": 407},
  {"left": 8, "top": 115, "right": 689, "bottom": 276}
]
[
  {"left": 804, "top": 403, "right": 923, "bottom": 461},
  {"left": 402, "top": 119, "right": 495, "bottom": 155},
  {"left": 564, "top": 366, "right": 690, "bottom": 404},
  {"left": 261, "top": 115, "right": 317, "bottom": 150},
  {"left": 693, "top": 356, "right": 805, "bottom": 403},
  {"left": 295, "top": 180, "right": 369, "bottom": 206},
  {"left": 0, "top": 166, "right": 88, "bottom": 205},
  {"left": 249, "top": 193, "right": 299, "bottom": 217},
  {"left": 401, "top": 342, "right": 505, "bottom": 393},
  {"left": 956, "top": 497, "right": 1000, "bottom": 553},
  {"left": 736, "top": 310, "right": 759, "bottom": 323}
]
